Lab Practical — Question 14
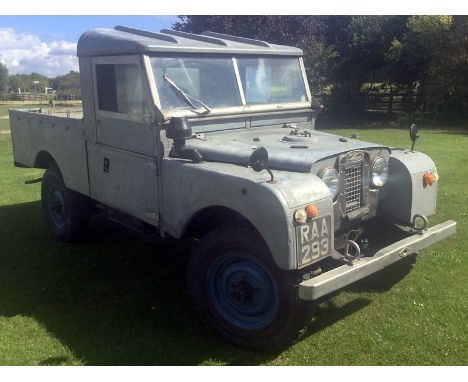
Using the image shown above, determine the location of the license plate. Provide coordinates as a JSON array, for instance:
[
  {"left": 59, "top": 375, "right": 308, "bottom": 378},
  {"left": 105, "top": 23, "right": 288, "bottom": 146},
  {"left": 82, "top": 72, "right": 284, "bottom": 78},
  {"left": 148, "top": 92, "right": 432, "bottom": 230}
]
[{"left": 296, "top": 214, "right": 332, "bottom": 267}]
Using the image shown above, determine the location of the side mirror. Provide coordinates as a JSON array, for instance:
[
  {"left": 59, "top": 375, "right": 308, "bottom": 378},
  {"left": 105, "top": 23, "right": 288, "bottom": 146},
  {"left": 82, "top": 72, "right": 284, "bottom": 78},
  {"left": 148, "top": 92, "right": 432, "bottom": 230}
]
[
  {"left": 250, "top": 147, "right": 274, "bottom": 182},
  {"left": 250, "top": 147, "right": 269, "bottom": 172},
  {"left": 166, "top": 116, "right": 192, "bottom": 140},
  {"left": 410, "top": 124, "right": 419, "bottom": 151}
]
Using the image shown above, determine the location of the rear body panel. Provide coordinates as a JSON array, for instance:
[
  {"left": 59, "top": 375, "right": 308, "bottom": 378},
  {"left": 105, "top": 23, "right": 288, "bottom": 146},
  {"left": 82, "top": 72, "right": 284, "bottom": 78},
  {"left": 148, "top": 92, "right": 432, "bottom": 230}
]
[{"left": 9, "top": 109, "right": 90, "bottom": 196}]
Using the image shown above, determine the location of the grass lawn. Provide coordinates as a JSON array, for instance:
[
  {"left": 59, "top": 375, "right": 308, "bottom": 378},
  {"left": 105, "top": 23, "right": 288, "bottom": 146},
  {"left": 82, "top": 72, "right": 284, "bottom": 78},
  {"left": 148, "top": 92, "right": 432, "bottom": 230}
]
[{"left": 0, "top": 108, "right": 466, "bottom": 365}]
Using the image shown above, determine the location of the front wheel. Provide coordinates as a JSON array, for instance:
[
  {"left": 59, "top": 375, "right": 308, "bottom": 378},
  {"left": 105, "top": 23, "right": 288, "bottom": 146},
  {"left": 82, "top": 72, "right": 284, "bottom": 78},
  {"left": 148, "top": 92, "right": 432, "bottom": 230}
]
[{"left": 187, "top": 225, "right": 311, "bottom": 351}]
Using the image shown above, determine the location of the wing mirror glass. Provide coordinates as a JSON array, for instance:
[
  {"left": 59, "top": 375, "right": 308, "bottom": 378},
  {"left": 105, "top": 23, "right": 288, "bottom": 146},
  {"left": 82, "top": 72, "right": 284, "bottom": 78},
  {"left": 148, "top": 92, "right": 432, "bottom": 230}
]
[
  {"left": 250, "top": 147, "right": 274, "bottom": 182},
  {"left": 250, "top": 147, "right": 269, "bottom": 172}
]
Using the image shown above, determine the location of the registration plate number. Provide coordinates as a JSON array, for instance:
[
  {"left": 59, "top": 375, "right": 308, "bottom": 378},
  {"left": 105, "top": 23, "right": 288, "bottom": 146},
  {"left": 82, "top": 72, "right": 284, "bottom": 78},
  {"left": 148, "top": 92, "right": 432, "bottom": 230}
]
[{"left": 296, "top": 214, "right": 332, "bottom": 268}]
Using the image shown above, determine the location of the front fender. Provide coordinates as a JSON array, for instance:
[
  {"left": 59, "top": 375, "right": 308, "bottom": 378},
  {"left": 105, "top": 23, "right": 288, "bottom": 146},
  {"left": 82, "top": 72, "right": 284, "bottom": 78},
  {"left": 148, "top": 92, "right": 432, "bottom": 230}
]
[
  {"left": 379, "top": 149, "right": 437, "bottom": 224},
  {"left": 161, "top": 159, "right": 333, "bottom": 270}
]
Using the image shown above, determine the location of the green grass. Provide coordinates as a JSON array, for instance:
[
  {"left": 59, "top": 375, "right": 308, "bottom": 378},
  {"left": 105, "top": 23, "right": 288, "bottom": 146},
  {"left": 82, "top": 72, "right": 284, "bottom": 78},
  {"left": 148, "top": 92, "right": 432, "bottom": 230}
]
[{"left": 0, "top": 110, "right": 466, "bottom": 365}]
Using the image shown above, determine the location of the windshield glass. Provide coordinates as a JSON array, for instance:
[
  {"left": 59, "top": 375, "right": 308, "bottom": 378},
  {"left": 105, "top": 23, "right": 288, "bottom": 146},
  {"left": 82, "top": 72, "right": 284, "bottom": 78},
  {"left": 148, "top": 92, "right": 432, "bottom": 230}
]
[
  {"left": 151, "top": 57, "right": 242, "bottom": 111},
  {"left": 150, "top": 56, "right": 308, "bottom": 113},
  {"left": 236, "top": 57, "right": 308, "bottom": 105}
]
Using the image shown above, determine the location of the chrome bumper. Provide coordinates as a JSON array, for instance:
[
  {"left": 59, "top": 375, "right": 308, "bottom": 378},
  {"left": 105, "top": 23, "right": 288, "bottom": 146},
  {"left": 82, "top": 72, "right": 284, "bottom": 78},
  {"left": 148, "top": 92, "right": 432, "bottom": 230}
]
[{"left": 298, "top": 220, "right": 457, "bottom": 301}]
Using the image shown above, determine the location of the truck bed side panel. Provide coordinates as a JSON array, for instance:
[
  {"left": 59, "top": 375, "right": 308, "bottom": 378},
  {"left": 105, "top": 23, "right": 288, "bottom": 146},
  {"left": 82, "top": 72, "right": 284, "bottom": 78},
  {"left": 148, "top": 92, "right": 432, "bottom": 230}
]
[{"left": 9, "top": 110, "right": 90, "bottom": 196}]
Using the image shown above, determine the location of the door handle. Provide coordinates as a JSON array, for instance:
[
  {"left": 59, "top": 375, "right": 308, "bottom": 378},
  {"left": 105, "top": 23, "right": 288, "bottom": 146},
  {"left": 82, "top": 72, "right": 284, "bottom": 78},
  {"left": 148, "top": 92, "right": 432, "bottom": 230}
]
[{"left": 103, "top": 157, "right": 110, "bottom": 172}]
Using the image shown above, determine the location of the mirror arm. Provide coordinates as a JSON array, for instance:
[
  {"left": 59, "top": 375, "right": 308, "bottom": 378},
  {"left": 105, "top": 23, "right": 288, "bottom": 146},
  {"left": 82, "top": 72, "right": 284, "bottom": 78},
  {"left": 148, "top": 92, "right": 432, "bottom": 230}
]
[
  {"left": 266, "top": 167, "right": 274, "bottom": 183},
  {"left": 311, "top": 96, "right": 324, "bottom": 112}
]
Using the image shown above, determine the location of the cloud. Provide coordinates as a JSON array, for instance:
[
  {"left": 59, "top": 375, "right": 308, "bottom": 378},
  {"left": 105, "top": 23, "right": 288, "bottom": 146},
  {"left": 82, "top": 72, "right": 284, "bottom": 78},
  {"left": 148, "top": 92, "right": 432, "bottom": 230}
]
[{"left": 0, "top": 28, "right": 78, "bottom": 77}]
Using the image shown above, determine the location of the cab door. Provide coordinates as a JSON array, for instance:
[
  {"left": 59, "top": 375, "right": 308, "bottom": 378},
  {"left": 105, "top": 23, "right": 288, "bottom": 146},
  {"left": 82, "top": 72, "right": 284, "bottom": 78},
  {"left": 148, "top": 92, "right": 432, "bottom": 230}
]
[{"left": 87, "top": 55, "right": 159, "bottom": 225}]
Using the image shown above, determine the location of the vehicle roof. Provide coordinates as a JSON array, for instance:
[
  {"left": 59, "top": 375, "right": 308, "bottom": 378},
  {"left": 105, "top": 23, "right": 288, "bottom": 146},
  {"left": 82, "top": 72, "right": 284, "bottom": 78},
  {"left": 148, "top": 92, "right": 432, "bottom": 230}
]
[{"left": 77, "top": 26, "right": 303, "bottom": 57}]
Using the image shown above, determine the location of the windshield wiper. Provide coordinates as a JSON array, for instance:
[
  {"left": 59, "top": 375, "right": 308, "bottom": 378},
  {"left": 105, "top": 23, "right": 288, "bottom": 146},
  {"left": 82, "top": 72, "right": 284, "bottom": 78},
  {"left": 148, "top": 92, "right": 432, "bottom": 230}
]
[{"left": 163, "top": 74, "right": 212, "bottom": 115}]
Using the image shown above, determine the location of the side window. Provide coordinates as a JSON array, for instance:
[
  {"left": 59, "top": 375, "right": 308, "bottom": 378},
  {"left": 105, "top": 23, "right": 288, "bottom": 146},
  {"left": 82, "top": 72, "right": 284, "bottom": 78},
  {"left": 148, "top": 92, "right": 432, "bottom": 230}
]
[{"left": 95, "top": 63, "right": 148, "bottom": 115}]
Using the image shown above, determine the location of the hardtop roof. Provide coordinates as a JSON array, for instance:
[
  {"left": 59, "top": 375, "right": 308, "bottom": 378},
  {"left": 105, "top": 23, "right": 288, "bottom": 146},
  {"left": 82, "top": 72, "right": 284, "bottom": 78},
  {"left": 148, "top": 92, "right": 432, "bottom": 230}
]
[{"left": 77, "top": 26, "right": 303, "bottom": 57}]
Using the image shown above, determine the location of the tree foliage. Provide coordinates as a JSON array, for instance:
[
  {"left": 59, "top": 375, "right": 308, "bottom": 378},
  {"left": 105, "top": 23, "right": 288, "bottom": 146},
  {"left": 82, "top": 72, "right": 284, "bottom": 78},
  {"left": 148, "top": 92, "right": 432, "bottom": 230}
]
[
  {"left": 323, "top": 16, "right": 408, "bottom": 120},
  {"left": 8, "top": 73, "right": 49, "bottom": 94},
  {"left": 50, "top": 71, "right": 81, "bottom": 99},
  {"left": 0, "top": 62, "right": 9, "bottom": 94}
]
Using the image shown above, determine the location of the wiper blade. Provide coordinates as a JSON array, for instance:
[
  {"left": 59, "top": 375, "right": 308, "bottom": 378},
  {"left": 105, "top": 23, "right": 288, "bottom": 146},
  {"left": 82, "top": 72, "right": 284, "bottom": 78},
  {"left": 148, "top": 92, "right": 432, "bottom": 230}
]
[{"left": 163, "top": 74, "right": 212, "bottom": 115}]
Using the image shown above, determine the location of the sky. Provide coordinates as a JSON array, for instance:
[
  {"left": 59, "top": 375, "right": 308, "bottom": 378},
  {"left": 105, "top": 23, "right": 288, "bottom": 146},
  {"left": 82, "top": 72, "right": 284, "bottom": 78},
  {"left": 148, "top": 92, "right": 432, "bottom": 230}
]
[{"left": 0, "top": 16, "right": 179, "bottom": 77}]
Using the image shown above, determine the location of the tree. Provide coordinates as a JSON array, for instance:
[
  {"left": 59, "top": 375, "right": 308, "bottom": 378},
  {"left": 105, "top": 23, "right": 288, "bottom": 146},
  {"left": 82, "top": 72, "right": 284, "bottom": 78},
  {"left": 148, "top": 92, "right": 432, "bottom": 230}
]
[
  {"left": 8, "top": 73, "right": 49, "bottom": 94},
  {"left": 384, "top": 16, "right": 455, "bottom": 119},
  {"left": 50, "top": 71, "right": 81, "bottom": 99},
  {"left": 422, "top": 16, "right": 468, "bottom": 122},
  {"left": 0, "top": 62, "right": 8, "bottom": 94},
  {"left": 323, "top": 16, "right": 408, "bottom": 120}
]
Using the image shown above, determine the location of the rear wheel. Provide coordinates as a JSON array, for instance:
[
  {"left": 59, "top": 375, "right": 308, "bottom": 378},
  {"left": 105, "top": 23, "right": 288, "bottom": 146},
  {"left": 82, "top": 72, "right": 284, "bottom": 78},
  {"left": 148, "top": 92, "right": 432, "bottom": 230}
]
[
  {"left": 187, "top": 225, "right": 312, "bottom": 351},
  {"left": 41, "top": 166, "right": 90, "bottom": 242}
]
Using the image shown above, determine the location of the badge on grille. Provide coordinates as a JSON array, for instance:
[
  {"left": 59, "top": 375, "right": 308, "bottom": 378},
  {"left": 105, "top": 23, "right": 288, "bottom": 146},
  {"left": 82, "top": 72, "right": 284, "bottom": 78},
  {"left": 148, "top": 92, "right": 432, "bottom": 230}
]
[{"left": 344, "top": 150, "right": 364, "bottom": 163}]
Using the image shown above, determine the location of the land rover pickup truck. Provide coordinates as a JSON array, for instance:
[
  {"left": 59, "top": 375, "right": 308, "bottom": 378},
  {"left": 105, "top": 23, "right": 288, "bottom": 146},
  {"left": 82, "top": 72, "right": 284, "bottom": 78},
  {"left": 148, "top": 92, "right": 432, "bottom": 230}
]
[{"left": 9, "top": 26, "right": 456, "bottom": 350}]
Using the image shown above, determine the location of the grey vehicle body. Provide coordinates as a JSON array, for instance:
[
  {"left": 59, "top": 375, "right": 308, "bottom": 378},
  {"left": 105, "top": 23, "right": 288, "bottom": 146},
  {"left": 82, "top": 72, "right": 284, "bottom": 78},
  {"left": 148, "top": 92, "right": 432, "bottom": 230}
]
[{"left": 9, "top": 27, "right": 456, "bottom": 346}]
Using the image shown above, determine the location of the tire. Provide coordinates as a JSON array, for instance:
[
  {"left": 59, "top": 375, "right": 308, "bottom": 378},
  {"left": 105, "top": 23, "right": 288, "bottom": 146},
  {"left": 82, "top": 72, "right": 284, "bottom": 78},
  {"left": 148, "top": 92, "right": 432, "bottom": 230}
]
[
  {"left": 41, "top": 165, "right": 90, "bottom": 242},
  {"left": 187, "top": 225, "right": 312, "bottom": 351}
]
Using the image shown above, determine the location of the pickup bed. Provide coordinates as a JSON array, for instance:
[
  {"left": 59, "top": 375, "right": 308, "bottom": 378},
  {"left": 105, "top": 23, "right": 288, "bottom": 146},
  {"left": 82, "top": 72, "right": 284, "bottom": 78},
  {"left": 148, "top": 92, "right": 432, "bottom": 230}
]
[{"left": 10, "top": 108, "right": 89, "bottom": 196}]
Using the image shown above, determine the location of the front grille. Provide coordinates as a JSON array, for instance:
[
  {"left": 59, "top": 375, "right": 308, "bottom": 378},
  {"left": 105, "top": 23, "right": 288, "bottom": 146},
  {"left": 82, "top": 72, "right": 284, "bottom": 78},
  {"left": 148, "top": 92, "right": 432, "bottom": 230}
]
[{"left": 344, "top": 165, "right": 363, "bottom": 213}]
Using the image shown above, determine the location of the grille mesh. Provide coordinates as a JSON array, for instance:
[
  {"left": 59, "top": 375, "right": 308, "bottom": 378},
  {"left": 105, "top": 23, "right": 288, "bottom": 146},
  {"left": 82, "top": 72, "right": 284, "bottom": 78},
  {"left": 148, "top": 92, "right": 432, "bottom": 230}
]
[{"left": 345, "top": 165, "right": 362, "bottom": 213}]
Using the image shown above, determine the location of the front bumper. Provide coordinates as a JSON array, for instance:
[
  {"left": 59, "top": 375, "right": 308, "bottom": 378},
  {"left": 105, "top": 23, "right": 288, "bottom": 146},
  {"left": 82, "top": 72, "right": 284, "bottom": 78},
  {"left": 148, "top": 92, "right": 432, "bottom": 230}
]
[{"left": 298, "top": 220, "right": 457, "bottom": 301}]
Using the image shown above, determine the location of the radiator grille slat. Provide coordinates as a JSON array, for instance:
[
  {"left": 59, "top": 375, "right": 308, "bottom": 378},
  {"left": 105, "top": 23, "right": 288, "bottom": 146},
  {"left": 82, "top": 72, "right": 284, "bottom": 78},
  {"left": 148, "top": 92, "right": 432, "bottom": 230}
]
[{"left": 345, "top": 165, "right": 362, "bottom": 213}]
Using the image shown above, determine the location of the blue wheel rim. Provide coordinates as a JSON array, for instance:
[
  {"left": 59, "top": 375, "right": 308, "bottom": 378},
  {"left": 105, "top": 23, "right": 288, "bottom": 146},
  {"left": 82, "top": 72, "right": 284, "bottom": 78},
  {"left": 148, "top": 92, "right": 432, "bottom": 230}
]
[
  {"left": 48, "top": 188, "right": 66, "bottom": 229},
  {"left": 207, "top": 254, "right": 279, "bottom": 330}
]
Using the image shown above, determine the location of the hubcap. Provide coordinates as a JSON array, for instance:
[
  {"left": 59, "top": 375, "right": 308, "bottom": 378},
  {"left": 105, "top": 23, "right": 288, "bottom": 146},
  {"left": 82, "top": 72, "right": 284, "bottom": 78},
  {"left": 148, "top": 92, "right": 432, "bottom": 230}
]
[
  {"left": 207, "top": 255, "right": 279, "bottom": 330},
  {"left": 49, "top": 188, "right": 66, "bottom": 229}
]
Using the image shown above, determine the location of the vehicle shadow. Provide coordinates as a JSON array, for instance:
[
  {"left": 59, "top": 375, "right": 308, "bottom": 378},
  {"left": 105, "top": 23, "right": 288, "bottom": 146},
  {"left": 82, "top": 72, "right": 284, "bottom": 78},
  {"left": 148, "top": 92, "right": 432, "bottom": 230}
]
[
  {"left": 0, "top": 201, "right": 388, "bottom": 365},
  {"left": 348, "top": 254, "right": 418, "bottom": 293}
]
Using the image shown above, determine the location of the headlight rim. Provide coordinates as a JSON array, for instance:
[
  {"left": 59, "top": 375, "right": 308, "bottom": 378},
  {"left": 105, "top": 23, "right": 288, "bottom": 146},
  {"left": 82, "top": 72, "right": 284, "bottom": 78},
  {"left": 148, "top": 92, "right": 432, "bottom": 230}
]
[
  {"left": 371, "top": 156, "right": 389, "bottom": 187},
  {"left": 320, "top": 167, "right": 339, "bottom": 199}
]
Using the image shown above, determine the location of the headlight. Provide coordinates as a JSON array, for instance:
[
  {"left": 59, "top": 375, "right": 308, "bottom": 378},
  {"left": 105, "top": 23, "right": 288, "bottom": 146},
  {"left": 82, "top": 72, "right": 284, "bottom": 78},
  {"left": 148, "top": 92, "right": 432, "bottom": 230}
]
[
  {"left": 372, "top": 157, "right": 388, "bottom": 187},
  {"left": 320, "top": 168, "right": 339, "bottom": 198}
]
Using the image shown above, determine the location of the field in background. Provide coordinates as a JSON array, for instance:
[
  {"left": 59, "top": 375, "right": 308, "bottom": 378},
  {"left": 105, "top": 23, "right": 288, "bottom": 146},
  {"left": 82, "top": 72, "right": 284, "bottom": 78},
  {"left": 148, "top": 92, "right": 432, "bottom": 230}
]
[
  {"left": 0, "top": 105, "right": 466, "bottom": 365},
  {"left": 0, "top": 103, "right": 83, "bottom": 131}
]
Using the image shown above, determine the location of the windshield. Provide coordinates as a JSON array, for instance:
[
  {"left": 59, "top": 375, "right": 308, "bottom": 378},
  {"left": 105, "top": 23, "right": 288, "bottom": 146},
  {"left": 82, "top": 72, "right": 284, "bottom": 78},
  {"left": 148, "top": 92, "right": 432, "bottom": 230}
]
[
  {"left": 150, "top": 56, "right": 308, "bottom": 113},
  {"left": 236, "top": 57, "right": 308, "bottom": 105},
  {"left": 151, "top": 57, "right": 242, "bottom": 111}
]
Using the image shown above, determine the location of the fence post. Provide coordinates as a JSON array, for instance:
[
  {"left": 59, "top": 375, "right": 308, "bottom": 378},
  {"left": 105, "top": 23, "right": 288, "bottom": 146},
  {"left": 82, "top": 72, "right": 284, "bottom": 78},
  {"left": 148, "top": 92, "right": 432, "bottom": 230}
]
[{"left": 388, "top": 84, "right": 393, "bottom": 114}]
